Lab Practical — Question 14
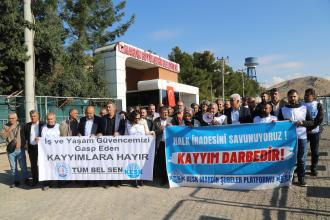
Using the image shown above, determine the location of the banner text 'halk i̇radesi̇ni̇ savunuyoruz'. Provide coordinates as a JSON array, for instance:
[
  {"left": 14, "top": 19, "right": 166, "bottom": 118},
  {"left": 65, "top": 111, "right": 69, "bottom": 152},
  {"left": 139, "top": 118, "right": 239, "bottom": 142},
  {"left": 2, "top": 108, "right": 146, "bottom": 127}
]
[{"left": 165, "top": 121, "right": 297, "bottom": 190}]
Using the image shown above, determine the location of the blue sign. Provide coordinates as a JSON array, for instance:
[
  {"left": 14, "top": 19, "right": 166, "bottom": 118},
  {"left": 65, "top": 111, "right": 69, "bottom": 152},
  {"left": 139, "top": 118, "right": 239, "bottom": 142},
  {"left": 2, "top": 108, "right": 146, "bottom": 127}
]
[{"left": 165, "top": 121, "right": 297, "bottom": 190}]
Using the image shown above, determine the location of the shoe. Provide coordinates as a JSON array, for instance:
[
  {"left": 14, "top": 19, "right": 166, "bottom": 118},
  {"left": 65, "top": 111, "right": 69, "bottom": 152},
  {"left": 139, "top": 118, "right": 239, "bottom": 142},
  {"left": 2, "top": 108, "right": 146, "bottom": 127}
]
[
  {"left": 310, "top": 171, "right": 318, "bottom": 177},
  {"left": 24, "top": 179, "right": 30, "bottom": 185},
  {"left": 42, "top": 186, "right": 50, "bottom": 191},
  {"left": 138, "top": 180, "right": 143, "bottom": 187},
  {"left": 14, "top": 181, "right": 20, "bottom": 187},
  {"left": 10, "top": 184, "right": 15, "bottom": 188},
  {"left": 103, "top": 185, "right": 109, "bottom": 189},
  {"left": 131, "top": 181, "right": 139, "bottom": 188},
  {"left": 299, "top": 179, "right": 308, "bottom": 187}
]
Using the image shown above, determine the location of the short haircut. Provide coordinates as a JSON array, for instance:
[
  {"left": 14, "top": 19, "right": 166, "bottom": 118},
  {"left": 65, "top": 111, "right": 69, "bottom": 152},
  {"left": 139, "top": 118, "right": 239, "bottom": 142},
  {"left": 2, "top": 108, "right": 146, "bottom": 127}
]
[
  {"left": 305, "top": 88, "right": 316, "bottom": 96},
  {"left": 8, "top": 112, "right": 18, "bottom": 119},
  {"left": 260, "top": 91, "right": 268, "bottom": 96},
  {"left": 159, "top": 106, "right": 168, "bottom": 112},
  {"left": 230, "top": 93, "right": 241, "bottom": 101},
  {"left": 46, "top": 112, "right": 56, "bottom": 118},
  {"left": 106, "top": 101, "right": 116, "bottom": 107},
  {"left": 287, "top": 89, "right": 298, "bottom": 95},
  {"left": 69, "top": 108, "right": 78, "bottom": 115},
  {"left": 269, "top": 88, "right": 279, "bottom": 94},
  {"left": 29, "top": 110, "right": 39, "bottom": 116}
]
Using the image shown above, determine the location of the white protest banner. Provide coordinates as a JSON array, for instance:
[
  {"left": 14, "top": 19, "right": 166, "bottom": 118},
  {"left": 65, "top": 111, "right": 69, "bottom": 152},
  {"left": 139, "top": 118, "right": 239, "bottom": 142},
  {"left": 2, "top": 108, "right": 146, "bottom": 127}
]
[{"left": 38, "top": 135, "right": 155, "bottom": 181}]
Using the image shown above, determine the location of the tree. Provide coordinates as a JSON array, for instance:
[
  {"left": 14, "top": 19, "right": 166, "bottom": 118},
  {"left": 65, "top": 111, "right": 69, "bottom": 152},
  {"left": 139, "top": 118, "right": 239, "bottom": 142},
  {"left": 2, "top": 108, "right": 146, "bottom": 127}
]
[
  {"left": 60, "top": 0, "right": 135, "bottom": 51},
  {"left": 0, "top": 0, "right": 28, "bottom": 94},
  {"left": 0, "top": 0, "right": 135, "bottom": 97},
  {"left": 168, "top": 46, "right": 262, "bottom": 101}
]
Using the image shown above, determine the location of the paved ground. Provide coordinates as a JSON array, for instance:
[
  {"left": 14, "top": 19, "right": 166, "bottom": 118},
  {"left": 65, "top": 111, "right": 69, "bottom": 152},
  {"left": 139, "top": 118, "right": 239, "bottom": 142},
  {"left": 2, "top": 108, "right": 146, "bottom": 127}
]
[{"left": 0, "top": 127, "right": 330, "bottom": 220}]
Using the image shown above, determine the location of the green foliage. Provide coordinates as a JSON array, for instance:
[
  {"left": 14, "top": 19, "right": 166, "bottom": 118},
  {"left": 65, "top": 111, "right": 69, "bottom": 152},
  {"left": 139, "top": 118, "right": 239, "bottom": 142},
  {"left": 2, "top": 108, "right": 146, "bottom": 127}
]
[
  {"left": 0, "top": 0, "right": 28, "bottom": 94},
  {"left": 169, "top": 47, "right": 262, "bottom": 101},
  {"left": 0, "top": 0, "right": 134, "bottom": 97}
]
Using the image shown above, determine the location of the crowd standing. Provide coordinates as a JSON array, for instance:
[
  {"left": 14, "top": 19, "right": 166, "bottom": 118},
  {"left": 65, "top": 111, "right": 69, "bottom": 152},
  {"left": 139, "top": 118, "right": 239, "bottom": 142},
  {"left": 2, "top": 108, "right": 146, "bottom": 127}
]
[{"left": 0, "top": 88, "right": 324, "bottom": 189}]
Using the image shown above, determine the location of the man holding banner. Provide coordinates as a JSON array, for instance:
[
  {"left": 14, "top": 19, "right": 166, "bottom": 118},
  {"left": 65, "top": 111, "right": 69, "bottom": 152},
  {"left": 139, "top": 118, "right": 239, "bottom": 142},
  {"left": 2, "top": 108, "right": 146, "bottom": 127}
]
[
  {"left": 278, "top": 89, "right": 314, "bottom": 187},
  {"left": 153, "top": 106, "right": 172, "bottom": 186}
]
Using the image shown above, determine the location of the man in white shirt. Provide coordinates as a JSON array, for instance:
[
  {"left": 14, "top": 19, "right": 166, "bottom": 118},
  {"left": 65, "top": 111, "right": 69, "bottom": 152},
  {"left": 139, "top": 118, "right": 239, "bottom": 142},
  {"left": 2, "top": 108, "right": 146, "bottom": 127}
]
[
  {"left": 253, "top": 103, "right": 278, "bottom": 123},
  {"left": 278, "top": 89, "right": 314, "bottom": 187},
  {"left": 78, "top": 106, "right": 100, "bottom": 137},
  {"left": 24, "top": 110, "right": 45, "bottom": 186}
]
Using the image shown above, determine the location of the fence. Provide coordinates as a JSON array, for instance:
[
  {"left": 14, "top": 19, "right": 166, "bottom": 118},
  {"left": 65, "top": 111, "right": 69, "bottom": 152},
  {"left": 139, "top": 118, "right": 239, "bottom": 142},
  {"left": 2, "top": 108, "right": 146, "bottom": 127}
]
[{"left": 0, "top": 96, "right": 121, "bottom": 143}]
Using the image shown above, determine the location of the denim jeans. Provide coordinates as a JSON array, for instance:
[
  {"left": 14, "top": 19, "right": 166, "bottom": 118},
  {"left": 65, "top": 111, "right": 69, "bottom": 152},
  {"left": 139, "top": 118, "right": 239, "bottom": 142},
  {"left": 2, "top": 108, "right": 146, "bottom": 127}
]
[
  {"left": 7, "top": 148, "right": 28, "bottom": 183},
  {"left": 307, "top": 133, "right": 320, "bottom": 173},
  {"left": 297, "top": 139, "right": 307, "bottom": 180}
]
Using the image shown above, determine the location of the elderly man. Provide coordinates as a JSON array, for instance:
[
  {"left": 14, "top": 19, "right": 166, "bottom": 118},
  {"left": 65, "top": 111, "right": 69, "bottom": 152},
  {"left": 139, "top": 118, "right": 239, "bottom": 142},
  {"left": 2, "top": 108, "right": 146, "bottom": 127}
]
[
  {"left": 147, "top": 104, "right": 160, "bottom": 121},
  {"left": 40, "top": 112, "right": 61, "bottom": 190},
  {"left": 1, "top": 112, "right": 28, "bottom": 188},
  {"left": 224, "top": 94, "right": 252, "bottom": 124},
  {"left": 278, "top": 89, "right": 314, "bottom": 186},
  {"left": 78, "top": 106, "right": 100, "bottom": 137},
  {"left": 215, "top": 98, "right": 225, "bottom": 114},
  {"left": 60, "top": 108, "right": 79, "bottom": 136},
  {"left": 24, "top": 110, "right": 45, "bottom": 186}
]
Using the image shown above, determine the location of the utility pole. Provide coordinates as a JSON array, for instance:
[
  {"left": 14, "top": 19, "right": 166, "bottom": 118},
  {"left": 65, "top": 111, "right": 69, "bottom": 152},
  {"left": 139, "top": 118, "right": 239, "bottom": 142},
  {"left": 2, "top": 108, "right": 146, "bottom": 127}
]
[
  {"left": 24, "top": 0, "right": 35, "bottom": 122},
  {"left": 238, "top": 69, "right": 245, "bottom": 97},
  {"left": 217, "top": 56, "right": 229, "bottom": 102}
]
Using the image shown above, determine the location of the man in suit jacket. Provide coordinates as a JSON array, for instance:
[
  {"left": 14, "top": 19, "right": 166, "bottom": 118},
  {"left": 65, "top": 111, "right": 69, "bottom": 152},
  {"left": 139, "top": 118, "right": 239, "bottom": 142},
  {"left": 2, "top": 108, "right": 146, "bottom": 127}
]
[
  {"left": 224, "top": 93, "right": 252, "bottom": 124},
  {"left": 78, "top": 106, "right": 100, "bottom": 136},
  {"left": 24, "top": 110, "right": 45, "bottom": 186},
  {"left": 97, "top": 101, "right": 125, "bottom": 188},
  {"left": 152, "top": 106, "right": 172, "bottom": 186}
]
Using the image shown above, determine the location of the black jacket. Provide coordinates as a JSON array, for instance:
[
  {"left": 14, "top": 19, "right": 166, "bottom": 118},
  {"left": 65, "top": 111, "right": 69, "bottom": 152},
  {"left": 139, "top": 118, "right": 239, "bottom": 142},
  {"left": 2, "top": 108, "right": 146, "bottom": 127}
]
[
  {"left": 78, "top": 116, "right": 101, "bottom": 136},
  {"left": 24, "top": 121, "right": 45, "bottom": 145},
  {"left": 224, "top": 107, "right": 252, "bottom": 124}
]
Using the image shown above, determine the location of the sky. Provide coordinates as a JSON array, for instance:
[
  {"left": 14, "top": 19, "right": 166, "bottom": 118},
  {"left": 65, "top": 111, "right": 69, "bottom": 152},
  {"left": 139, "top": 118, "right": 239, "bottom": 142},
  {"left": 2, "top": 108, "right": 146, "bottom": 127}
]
[{"left": 116, "top": 0, "right": 330, "bottom": 87}]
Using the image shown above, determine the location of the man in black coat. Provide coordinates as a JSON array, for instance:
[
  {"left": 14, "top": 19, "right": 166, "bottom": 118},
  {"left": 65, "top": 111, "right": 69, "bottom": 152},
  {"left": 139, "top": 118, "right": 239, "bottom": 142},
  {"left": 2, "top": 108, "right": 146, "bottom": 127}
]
[
  {"left": 97, "top": 101, "right": 125, "bottom": 188},
  {"left": 78, "top": 106, "right": 100, "bottom": 137},
  {"left": 224, "top": 93, "right": 252, "bottom": 124},
  {"left": 24, "top": 110, "right": 45, "bottom": 186}
]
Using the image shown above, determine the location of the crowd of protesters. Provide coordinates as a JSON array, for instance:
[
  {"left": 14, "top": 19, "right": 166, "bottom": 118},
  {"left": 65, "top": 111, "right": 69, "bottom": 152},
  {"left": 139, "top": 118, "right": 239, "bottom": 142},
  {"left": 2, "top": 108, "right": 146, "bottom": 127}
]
[{"left": 0, "top": 87, "right": 324, "bottom": 190}]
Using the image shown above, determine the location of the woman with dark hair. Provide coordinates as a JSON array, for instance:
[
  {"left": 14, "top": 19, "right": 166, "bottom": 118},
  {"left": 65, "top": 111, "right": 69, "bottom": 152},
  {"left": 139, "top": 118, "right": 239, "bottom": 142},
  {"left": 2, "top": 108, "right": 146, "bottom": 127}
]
[{"left": 125, "top": 111, "right": 154, "bottom": 187}]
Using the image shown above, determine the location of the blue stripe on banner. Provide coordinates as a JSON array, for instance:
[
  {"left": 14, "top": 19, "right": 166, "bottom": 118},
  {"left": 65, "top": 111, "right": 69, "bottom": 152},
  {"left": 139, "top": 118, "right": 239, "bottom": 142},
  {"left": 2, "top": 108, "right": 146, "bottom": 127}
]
[{"left": 165, "top": 121, "right": 297, "bottom": 190}]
